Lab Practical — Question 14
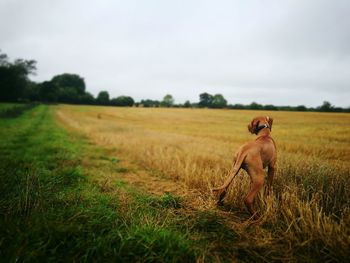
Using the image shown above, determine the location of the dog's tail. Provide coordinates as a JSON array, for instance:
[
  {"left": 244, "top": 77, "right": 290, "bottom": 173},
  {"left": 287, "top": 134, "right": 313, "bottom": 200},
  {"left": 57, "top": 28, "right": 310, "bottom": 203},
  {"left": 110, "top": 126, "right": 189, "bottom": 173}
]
[{"left": 212, "top": 151, "right": 247, "bottom": 191}]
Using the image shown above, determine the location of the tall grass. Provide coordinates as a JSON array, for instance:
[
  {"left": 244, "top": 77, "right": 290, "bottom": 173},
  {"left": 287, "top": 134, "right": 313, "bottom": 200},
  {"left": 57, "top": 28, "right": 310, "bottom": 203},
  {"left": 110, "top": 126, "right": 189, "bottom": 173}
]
[{"left": 56, "top": 105, "right": 350, "bottom": 261}]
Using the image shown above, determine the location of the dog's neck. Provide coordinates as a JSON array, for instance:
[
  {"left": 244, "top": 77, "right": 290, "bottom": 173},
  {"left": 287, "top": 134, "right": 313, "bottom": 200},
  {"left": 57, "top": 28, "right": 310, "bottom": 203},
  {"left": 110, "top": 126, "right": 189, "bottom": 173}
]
[{"left": 256, "top": 125, "right": 271, "bottom": 137}]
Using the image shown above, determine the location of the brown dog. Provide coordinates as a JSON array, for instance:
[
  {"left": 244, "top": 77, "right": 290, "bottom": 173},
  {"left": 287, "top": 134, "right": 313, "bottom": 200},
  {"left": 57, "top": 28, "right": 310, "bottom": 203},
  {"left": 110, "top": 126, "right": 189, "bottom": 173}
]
[{"left": 212, "top": 116, "right": 276, "bottom": 216}]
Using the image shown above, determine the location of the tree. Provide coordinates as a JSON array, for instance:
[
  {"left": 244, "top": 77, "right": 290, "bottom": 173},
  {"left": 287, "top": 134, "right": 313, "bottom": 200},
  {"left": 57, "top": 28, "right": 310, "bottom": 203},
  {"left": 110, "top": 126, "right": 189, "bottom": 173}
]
[
  {"left": 249, "top": 102, "right": 263, "bottom": 110},
  {"left": 0, "top": 52, "right": 9, "bottom": 66},
  {"left": 229, "top": 103, "right": 245, "bottom": 110},
  {"left": 51, "top": 74, "right": 86, "bottom": 95},
  {"left": 296, "top": 105, "right": 307, "bottom": 111},
  {"left": 39, "top": 81, "right": 58, "bottom": 102},
  {"left": 96, "top": 91, "right": 110, "bottom": 105},
  {"left": 183, "top": 100, "right": 191, "bottom": 108},
  {"left": 110, "top": 96, "right": 134, "bottom": 107},
  {"left": 49, "top": 73, "right": 86, "bottom": 103},
  {"left": 0, "top": 50, "right": 37, "bottom": 102},
  {"left": 318, "top": 101, "right": 333, "bottom": 112},
  {"left": 140, "top": 99, "right": 160, "bottom": 107},
  {"left": 198, "top": 92, "right": 214, "bottom": 108},
  {"left": 161, "top": 94, "right": 174, "bottom": 107},
  {"left": 59, "top": 86, "right": 79, "bottom": 103},
  {"left": 263, "top": 104, "right": 277, "bottom": 111},
  {"left": 80, "top": 92, "right": 95, "bottom": 105},
  {"left": 211, "top": 94, "right": 227, "bottom": 108},
  {"left": 23, "top": 81, "right": 40, "bottom": 101}
]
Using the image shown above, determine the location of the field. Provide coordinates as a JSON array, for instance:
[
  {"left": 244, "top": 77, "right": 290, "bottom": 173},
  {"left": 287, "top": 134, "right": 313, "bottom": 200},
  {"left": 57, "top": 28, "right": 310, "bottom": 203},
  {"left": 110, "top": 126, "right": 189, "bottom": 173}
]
[{"left": 1, "top": 104, "right": 349, "bottom": 262}]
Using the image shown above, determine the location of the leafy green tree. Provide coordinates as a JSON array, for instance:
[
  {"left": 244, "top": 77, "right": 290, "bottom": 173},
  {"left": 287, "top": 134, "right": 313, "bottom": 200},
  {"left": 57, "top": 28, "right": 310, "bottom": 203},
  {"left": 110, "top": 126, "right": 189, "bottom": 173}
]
[
  {"left": 161, "top": 94, "right": 174, "bottom": 107},
  {"left": 296, "top": 105, "right": 307, "bottom": 111},
  {"left": 198, "top": 93, "right": 214, "bottom": 108},
  {"left": 23, "top": 81, "right": 40, "bottom": 101},
  {"left": 97, "top": 91, "right": 110, "bottom": 105},
  {"left": 249, "top": 102, "right": 263, "bottom": 110},
  {"left": 140, "top": 99, "right": 160, "bottom": 107},
  {"left": 0, "top": 52, "right": 9, "bottom": 66},
  {"left": 39, "top": 81, "right": 58, "bottom": 102},
  {"left": 211, "top": 94, "right": 227, "bottom": 108},
  {"left": 263, "top": 104, "right": 277, "bottom": 111},
  {"left": 80, "top": 92, "right": 95, "bottom": 104},
  {"left": 110, "top": 96, "right": 134, "bottom": 107},
  {"left": 229, "top": 103, "right": 245, "bottom": 109},
  {"left": 0, "top": 50, "right": 36, "bottom": 102},
  {"left": 59, "top": 87, "right": 79, "bottom": 103},
  {"left": 318, "top": 101, "right": 333, "bottom": 112},
  {"left": 51, "top": 74, "right": 86, "bottom": 96},
  {"left": 49, "top": 73, "right": 86, "bottom": 103},
  {"left": 183, "top": 100, "right": 191, "bottom": 108}
]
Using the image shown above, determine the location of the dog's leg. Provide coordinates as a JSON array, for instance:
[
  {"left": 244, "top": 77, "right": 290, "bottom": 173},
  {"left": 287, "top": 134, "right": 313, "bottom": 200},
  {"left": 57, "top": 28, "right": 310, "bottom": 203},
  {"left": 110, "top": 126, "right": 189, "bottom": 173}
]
[
  {"left": 212, "top": 163, "right": 239, "bottom": 205},
  {"left": 245, "top": 168, "right": 265, "bottom": 216},
  {"left": 266, "top": 164, "right": 275, "bottom": 195},
  {"left": 216, "top": 188, "right": 227, "bottom": 206}
]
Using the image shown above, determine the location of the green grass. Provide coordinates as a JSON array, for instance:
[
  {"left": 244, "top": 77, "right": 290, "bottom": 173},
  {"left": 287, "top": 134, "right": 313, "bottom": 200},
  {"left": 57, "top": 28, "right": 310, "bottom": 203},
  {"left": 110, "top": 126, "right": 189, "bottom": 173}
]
[
  {"left": 0, "top": 102, "right": 38, "bottom": 118},
  {"left": 0, "top": 104, "right": 242, "bottom": 262},
  {"left": 0, "top": 102, "right": 21, "bottom": 109}
]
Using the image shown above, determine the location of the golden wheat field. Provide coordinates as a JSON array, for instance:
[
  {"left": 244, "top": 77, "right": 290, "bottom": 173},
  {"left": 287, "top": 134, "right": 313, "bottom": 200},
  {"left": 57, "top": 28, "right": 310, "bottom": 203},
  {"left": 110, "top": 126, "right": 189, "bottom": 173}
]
[{"left": 56, "top": 104, "right": 350, "bottom": 260}]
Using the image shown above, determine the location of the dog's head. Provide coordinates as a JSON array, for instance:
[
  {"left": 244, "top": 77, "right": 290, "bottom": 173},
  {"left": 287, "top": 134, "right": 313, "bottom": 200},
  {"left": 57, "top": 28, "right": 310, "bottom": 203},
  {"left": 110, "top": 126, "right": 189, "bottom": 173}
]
[{"left": 248, "top": 116, "right": 273, "bottom": 134}]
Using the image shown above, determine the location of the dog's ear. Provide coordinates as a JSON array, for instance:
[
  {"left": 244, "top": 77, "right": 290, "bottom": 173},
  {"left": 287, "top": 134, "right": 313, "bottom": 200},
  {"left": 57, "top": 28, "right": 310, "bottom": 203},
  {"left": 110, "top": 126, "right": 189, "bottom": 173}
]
[
  {"left": 267, "top": 116, "right": 273, "bottom": 131},
  {"left": 248, "top": 122, "right": 253, "bottom": 133},
  {"left": 248, "top": 118, "right": 259, "bottom": 134}
]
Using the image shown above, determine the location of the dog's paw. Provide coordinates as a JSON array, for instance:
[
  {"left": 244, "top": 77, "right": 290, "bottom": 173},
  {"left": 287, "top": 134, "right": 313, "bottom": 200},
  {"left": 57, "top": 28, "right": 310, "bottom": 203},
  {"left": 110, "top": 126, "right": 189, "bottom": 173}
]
[{"left": 216, "top": 199, "right": 225, "bottom": 207}]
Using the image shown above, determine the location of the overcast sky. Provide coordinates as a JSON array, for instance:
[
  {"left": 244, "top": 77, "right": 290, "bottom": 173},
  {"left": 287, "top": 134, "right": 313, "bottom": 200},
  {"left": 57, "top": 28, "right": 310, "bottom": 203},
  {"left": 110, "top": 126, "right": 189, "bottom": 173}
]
[{"left": 1, "top": 0, "right": 349, "bottom": 107}]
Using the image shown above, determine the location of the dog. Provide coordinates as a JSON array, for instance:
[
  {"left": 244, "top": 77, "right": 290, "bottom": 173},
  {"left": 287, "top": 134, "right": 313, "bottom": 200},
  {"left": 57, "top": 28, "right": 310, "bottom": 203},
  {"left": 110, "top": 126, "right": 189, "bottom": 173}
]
[{"left": 212, "top": 116, "right": 276, "bottom": 217}]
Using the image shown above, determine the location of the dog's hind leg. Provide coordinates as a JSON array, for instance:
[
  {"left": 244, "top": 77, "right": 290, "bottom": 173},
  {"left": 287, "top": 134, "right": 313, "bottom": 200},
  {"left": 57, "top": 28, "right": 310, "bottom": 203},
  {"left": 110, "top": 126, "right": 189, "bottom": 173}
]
[
  {"left": 244, "top": 166, "right": 265, "bottom": 216},
  {"left": 212, "top": 161, "right": 241, "bottom": 205},
  {"left": 216, "top": 188, "right": 227, "bottom": 206},
  {"left": 266, "top": 164, "right": 275, "bottom": 195}
]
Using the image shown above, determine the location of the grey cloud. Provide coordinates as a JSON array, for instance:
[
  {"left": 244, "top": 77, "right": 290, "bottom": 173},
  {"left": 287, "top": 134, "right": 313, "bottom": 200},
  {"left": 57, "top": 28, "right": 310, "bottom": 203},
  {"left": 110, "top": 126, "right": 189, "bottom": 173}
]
[{"left": 1, "top": 0, "right": 349, "bottom": 107}]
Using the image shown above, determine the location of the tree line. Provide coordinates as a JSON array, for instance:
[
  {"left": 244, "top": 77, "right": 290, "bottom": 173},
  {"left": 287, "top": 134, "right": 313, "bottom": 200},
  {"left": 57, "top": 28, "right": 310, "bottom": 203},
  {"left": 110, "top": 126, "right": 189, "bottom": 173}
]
[
  {"left": 0, "top": 50, "right": 349, "bottom": 112},
  {"left": 0, "top": 50, "right": 135, "bottom": 106}
]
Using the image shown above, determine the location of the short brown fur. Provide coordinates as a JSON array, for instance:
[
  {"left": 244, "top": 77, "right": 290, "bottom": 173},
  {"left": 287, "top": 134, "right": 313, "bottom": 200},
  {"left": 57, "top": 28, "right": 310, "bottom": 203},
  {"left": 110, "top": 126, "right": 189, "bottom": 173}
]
[{"left": 212, "top": 116, "right": 276, "bottom": 217}]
